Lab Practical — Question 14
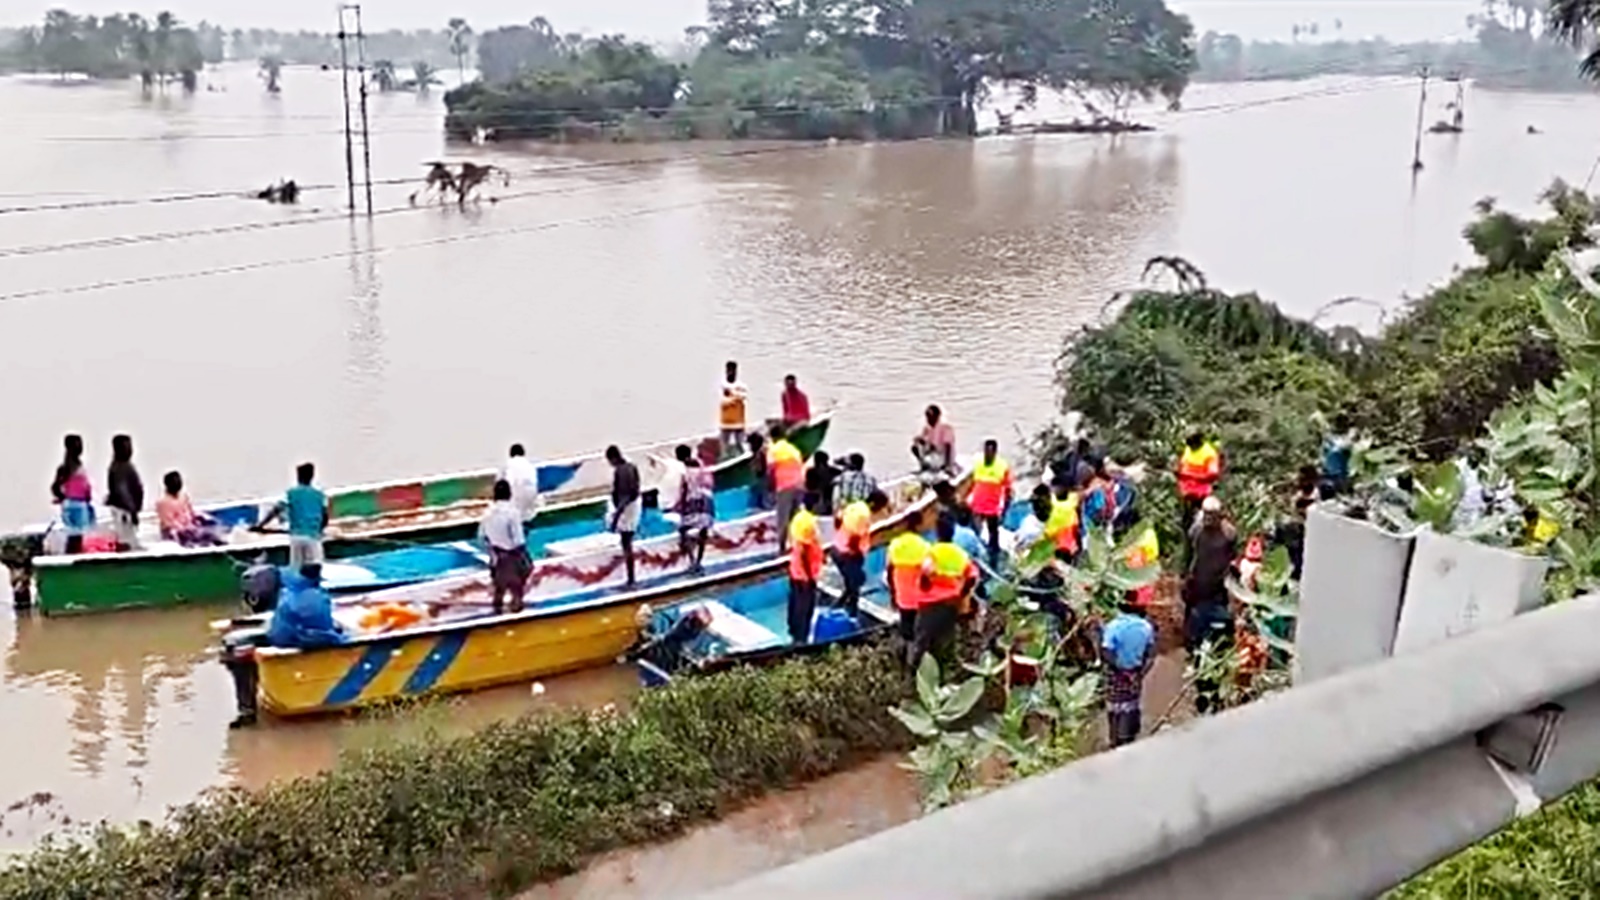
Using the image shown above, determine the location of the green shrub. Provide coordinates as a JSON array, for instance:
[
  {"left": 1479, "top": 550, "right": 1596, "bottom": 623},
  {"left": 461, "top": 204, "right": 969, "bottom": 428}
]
[
  {"left": 0, "top": 646, "right": 907, "bottom": 899},
  {"left": 1391, "top": 782, "right": 1600, "bottom": 898}
]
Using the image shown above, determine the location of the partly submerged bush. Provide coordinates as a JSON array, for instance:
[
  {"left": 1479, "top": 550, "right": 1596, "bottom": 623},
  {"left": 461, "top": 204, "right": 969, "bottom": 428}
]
[{"left": 0, "top": 645, "right": 906, "bottom": 899}]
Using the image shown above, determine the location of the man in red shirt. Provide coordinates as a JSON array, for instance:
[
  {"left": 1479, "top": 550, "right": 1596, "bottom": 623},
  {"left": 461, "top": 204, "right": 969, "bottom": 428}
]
[{"left": 781, "top": 374, "right": 812, "bottom": 426}]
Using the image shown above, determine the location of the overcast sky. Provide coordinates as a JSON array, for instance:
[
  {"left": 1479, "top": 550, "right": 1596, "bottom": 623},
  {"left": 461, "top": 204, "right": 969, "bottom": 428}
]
[{"left": 4, "top": 0, "right": 1484, "bottom": 43}]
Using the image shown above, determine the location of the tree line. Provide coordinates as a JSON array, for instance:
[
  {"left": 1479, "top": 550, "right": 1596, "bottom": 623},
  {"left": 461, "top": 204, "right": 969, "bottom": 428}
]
[
  {"left": 0, "top": 10, "right": 473, "bottom": 90},
  {"left": 0, "top": 10, "right": 215, "bottom": 90},
  {"left": 1194, "top": 0, "right": 1588, "bottom": 91},
  {"left": 445, "top": 0, "right": 1199, "bottom": 142}
]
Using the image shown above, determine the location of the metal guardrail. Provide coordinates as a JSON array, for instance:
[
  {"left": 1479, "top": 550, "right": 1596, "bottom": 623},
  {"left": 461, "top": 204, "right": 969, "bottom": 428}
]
[{"left": 704, "top": 593, "right": 1600, "bottom": 900}]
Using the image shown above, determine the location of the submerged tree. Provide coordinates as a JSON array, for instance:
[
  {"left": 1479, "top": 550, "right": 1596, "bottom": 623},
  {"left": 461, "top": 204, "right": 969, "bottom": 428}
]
[
  {"left": 447, "top": 17, "right": 472, "bottom": 80},
  {"left": 409, "top": 60, "right": 442, "bottom": 92}
]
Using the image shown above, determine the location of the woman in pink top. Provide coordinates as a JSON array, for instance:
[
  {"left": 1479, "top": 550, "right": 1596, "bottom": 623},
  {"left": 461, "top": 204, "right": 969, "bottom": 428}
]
[
  {"left": 156, "top": 471, "right": 225, "bottom": 547},
  {"left": 50, "top": 434, "right": 93, "bottom": 554}
]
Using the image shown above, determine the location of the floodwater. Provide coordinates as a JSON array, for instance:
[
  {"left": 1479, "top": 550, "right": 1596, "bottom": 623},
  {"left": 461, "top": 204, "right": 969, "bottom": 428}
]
[{"left": 1, "top": 61, "right": 1599, "bottom": 847}]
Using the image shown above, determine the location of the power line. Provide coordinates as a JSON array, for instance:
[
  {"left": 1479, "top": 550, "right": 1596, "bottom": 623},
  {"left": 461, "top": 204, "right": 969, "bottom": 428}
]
[
  {"left": 0, "top": 196, "right": 727, "bottom": 304},
  {"left": 0, "top": 62, "right": 1552, "bottom": 277},
  {"left": 0, "top": 75, "right": 1443, "bottom": 218},
  {"left": 0, "top": 143, "right": 835, "bottom": 260}
]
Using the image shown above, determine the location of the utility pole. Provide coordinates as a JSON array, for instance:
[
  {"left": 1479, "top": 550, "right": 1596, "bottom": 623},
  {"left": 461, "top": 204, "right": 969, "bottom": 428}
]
[
  {"left": 336, "top": 4, "right": 374, "bottom": 216},
  {"left": 1411, "top": 65, "right": 1430, "bottom": 173},
  {"left": 336, "top": 5, "right": 356, "bottom": 213}
]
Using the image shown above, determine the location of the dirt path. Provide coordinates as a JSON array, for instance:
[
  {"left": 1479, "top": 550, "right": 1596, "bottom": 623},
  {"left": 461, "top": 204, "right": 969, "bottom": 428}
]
[{"left": 518, "top": 757, "right": 921, "bottom": 900}]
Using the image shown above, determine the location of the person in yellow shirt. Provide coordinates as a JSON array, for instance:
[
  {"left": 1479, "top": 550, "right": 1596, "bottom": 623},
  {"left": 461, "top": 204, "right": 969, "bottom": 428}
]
[
  {"left": 787, "top": 492, "right": 826, "bottom": 644},
  {"left": 833, "top": 489, "right": 890, "bottom": 616}
]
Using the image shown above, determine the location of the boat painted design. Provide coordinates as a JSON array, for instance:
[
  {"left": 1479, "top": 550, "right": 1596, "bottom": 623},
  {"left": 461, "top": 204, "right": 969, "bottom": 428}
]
[
  {"left": 30, "top": 412, "right": 832, "bottom": 615},
  {"left": 633, "top": 551, "right": 899, "bottom": 687},
  {"left": 239, "top": 465, "right": 964, "bottom": 717}
]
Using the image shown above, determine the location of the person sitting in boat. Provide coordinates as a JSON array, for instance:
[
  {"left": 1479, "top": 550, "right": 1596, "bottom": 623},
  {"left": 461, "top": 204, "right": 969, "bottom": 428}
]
[
  {"left": 156, "top": 471, "right": 226, "bottom": 547},
  {"left": 266, "top": 565, "right": 346, "bottom": 649},
  {"left": 911, "top": 404, "right": 957, "bottom": 481},
  {"left": 632, "top": 604, "right": 713, "bottom": 675}
]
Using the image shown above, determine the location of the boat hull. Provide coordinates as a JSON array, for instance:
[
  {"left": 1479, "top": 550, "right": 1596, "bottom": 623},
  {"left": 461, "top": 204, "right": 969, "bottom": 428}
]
[
  {"left": 32, "top": 415, "right": 831, "bottom": 616},
  {"left": 251, "top": 465, "right": 957, "bottom": 717}
]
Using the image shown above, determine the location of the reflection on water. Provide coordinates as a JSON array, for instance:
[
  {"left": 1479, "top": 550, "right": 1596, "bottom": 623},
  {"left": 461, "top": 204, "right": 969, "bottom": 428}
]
[
  {"left": 7, "top": 65, "right": 1600, "bottom": 845},
  {"left": 0, "top": 593, "right": 639, "bottom": 849}
]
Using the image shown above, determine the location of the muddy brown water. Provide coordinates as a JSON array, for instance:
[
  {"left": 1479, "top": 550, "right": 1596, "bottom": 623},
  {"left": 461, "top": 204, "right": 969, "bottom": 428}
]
[{"left": 2, "top": 63, "right": 1600, "bottom": 849}]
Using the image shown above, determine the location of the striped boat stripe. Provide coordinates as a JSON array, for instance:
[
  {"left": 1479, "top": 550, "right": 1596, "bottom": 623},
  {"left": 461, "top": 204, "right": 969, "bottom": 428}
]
[
  {"left": 323, "top": 640, "right": 399, "bottom": 707},
  {"left": 403, "top": 630, "right": 469, "bottom": 696}
]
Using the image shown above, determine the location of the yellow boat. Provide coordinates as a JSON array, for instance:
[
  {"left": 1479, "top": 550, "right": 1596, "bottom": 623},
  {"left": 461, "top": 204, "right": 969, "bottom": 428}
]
[{"left": 229, "top": 467, "right": 969, "bottom": 717}]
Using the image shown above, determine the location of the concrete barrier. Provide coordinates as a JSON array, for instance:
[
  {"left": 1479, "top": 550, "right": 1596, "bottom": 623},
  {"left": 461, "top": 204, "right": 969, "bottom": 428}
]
[{"left": 704, "top": 593, "right": 1600, "bottom": 900}]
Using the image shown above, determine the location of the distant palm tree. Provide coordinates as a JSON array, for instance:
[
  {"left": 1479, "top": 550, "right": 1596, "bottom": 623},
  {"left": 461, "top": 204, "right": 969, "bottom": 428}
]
[
  {"left": 1548, "top": 0, "right": 1600, "bottom": 79},
  {"left": 259, "top": 55, "right": 282, "bottom": 93},
  {"left": 409, "top": 61, "right": 442, "bottom": 93},
  {"left": 447, "top": 17, "right": 472, "bottom": 81},
  {"left": 371, "top": 58, "right": 398, "bottom": 92}
]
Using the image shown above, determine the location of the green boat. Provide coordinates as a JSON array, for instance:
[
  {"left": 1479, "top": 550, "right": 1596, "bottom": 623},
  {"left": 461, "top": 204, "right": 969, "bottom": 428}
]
[{"left": 25, "top": 412, "right": 832, "bottom": 615}]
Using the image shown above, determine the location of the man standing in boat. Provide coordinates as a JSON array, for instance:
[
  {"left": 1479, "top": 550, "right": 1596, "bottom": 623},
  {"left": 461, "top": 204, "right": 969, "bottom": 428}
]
[
  {"left": 833, "top": 489, "right": 889, "bottom": 616},
  {"left": 767, "top": 423, "right": 806, "bottom": 554},
  {"left": 257, "top": 463, "right": 329, "bottom": 569},
  {"left": 780, "top": 374, "right": 811, "bottom": 427},
  {"left": 787, "top": 491, "right": 825, "bottom": 644},
  {"left": 501, "top": 443, "right": 541, "bottom": 520},
  {"left": 607, "top": 446, "right": 642, "bottom": 589},
  {"left": 720, "top": 360, "right": 748, "bottom": 460},
  {"left": 480, "top": 479, "right": 531, "bottom": 614}
]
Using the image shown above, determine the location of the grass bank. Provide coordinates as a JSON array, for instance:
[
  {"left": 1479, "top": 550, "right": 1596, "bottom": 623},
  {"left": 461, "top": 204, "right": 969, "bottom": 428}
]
[{"left": 0, "top": 646, "right": 906, "bottom": 899}]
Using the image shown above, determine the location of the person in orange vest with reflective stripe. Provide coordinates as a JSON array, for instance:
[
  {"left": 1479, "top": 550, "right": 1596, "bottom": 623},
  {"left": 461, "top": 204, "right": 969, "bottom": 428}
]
[
  {"left": 887, "top": 530, "right": 931, "bottom": 647},
  {"left": 1176, "top": 431, "right": 1222, "bottom": 540},
  {"left": 787, "top": 491, "right": 825, "bottom": 644},
  {"left": 968, "top": 439, "right": 1013, "bottom": 567},
  {"left": 833, "top": 489, "right": 889, "bottom": 616},
  {"left": 768, "top": 423, "right": 806, "bottom": 554},
  {"left": 914, "top": 514, "right": 978, "bottom": 667}
]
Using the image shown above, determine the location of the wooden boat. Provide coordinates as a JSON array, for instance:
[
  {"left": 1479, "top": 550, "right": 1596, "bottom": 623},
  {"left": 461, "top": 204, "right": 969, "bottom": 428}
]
[
  {"left": 632, "top": 555, "right": 899, "bottom": 688},
  {"left": 228, "top": 465, "right": 967, "bottom": 718},
  {"left": 27, "top": 412, "right": 833, "bottom": 616},
  {"left": 301, "top": 486, "right": 762, "bottom": 595}
]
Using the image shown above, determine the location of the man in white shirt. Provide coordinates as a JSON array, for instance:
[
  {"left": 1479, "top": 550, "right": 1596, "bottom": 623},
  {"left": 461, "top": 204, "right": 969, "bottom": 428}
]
[
  {"left": 480, "top": 479, "right": 531, "bottom": 614},
  {"left": 502, "top": 443, "right": 541, "bottom": 520},
  {"left": 720, "top": 360, "right": 749, "bottom": 459}
]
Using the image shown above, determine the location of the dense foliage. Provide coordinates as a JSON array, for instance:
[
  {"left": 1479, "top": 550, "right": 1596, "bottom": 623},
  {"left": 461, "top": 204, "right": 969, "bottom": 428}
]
[
  {"left": 445, "top": 35, "right": 685, "bottom": 140},
  {"left": 0, "top": 646, "right": 905, "bottom": 899},
  {"left": 445, "top": 0, "right": 1198, "bottom": 142},
  {"left": 1045, "top": 182, "right": 1592, "bottom": 549},
  {"left": 1195, "top": 1, "right": 1586, "bottom": 90}
]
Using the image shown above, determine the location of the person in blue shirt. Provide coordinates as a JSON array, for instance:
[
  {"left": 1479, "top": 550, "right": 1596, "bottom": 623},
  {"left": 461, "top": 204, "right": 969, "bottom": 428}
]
[
  {"left": 1102, "top": 592, "right": 1156, "bottom": 748},
  {"left": 258, "top": 462, "right": 330, "bottom": 569},
  {"left": 266, "top": 564, "right": 346, "bottom": 650},
  {"left": 1320, "top": 413, "right": 1354, "bottom": 496}
]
